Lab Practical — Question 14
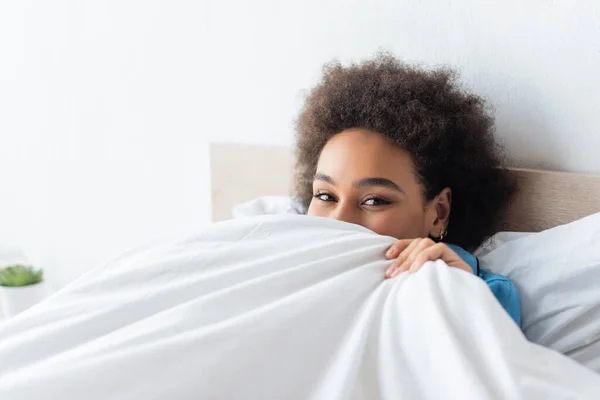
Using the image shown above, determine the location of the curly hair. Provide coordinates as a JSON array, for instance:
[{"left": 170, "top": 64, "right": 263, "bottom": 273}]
[{"left": 294, "top": 53, "right": 516, "bottom": 250}]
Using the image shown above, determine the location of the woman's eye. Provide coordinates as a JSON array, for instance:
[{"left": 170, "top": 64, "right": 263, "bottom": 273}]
[
  {"left": 362, "top": 197, "right": 391, "bottom": 206},
  {"left": 314, "top": 193, "right": 335, "bottom": 202}
]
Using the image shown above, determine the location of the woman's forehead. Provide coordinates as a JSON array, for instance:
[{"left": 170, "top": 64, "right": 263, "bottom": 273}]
[{"left": 316, "top": 129, "right": 417, "bottom": 183}]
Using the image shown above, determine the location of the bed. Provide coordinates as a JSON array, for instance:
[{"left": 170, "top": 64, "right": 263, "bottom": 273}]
[
  {"left": 2, "top": 143, "right": 600, "bottom": 399},
  {"left": 210, "top": 142, "right": 600, "bottom": 231}
]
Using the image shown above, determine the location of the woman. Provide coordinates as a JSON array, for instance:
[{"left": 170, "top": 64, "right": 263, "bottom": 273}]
[{"left": 294, "top": 54, "right": 520, "bottom": 325}]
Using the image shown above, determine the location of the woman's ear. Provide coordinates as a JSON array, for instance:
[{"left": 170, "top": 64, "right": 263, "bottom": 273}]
[{"left": 428, "top": 187, "right": 452, "bottom": 238}]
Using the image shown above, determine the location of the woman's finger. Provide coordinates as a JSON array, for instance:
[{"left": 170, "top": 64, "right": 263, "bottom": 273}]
[
  {"left": 385, "top": 239, "right": 413, "bottom": 259},
  {"left": 387, "top": 238, "right": 423, "bottom": 277},
  {"left": 385, "top": 239, "right": 419, "bottom": 277},
  {"left": 403, "top": 238, "right": 435, "bottom": 270},
  {"left": 408, "top": 243, "right": 447, "bottom": 273},
  {"left": 390, "top": 238, "right": 435, "bottom": 277},
  {"left": 386, "top": 241, "right": 473, "bottom": 278},
  {"left": 408, "top": 243, "right": 472, "bottom": 274}
]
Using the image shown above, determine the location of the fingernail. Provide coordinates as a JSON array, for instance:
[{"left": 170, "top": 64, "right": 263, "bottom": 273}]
[
  {"left": 385, "top": 249, "right": 394, "bottom": 258},
  {"left": 385, "top": 266, "right": 394, "bottom": 276},
  {"left": 409, "top": 263, "right": 417, "bottom": 273}
]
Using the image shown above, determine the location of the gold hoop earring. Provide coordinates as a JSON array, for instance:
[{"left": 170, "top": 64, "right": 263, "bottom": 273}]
[{"left": 437, "top": 227, "right": 447, "bottom": 241}]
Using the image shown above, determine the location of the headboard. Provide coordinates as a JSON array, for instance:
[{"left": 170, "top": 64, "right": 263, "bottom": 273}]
[{"left": 210, "top": 143, "right": 600, "bottom": 232}]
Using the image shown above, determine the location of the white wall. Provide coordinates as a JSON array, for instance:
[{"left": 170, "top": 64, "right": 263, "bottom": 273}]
[{"left": 2, "top": 0, "right": 600, "bottom": 289}]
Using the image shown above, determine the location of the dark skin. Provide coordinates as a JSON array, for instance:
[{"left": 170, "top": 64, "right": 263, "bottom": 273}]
[{"left": 307, "top": 129, "right": 472, "bottom": 277}]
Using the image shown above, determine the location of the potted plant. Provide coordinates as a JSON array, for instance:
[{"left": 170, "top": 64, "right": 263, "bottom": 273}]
[{"left": 0, "top": 265, "right": 45, "bottom": 318}]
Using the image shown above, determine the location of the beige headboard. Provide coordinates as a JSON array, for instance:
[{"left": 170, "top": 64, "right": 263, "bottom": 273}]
[{"left": 210, "top": 143, "right": 600, "bottom": 232}]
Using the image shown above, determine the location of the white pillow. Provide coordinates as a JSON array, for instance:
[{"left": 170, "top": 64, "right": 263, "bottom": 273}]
[
  {"left": 474, "top": 231, "right": 533, "bottom": 258},
  {"left": 232, "top": 196, "right": 302, "bottom": 218},
  {"left": 480, "top": 212, "right": 600, "bottom": 373}
]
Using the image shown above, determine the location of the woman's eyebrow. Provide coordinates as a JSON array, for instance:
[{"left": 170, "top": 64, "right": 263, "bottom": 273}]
[
  {"left": 355, "top": 177, "right": 405, "bottom": 193},
  {"left": 314, "top": 172, "right": 336, "bottom": 185}
]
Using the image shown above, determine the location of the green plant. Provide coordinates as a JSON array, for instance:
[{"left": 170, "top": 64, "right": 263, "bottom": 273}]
[{"left": 0, "top": 265, "right": 43, "bottom": 287}]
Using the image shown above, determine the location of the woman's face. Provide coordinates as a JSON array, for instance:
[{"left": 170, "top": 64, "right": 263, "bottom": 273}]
[{"left": 307, "top": 129, "right": 450, "bottom": 240}]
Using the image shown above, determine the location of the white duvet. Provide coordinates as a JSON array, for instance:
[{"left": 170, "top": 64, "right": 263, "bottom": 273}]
[{"left": 0, "top": 215, "right": 599, "bottom": 399}]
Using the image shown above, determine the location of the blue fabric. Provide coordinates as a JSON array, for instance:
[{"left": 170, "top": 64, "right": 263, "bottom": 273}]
[{"left": 446, "top": 244, "right": 521, "bottom": 327}]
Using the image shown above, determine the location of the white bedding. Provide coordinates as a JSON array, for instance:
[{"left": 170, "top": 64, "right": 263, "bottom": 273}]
[{"left": 0, "top": 215, "right": 599, "bottom": 399}]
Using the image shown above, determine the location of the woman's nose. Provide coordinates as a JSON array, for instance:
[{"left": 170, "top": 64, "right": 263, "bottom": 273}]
[{"left": 331, "top": 204, "right": 359, "bottom": 225}]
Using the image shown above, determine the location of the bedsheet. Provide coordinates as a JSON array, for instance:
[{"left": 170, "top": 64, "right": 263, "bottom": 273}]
[{"left": 1, "top": 215, "right": 599, "bottom": 399}]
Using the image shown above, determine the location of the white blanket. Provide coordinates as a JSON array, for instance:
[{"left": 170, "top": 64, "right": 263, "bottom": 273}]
[{"left": 1, "top": 215, "right": 599, "bottom": 399}]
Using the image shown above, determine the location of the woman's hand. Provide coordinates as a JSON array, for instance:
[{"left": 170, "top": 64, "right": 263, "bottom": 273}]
[{"left": 384, "top": 238, "right": 472, "bottom": 278}]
